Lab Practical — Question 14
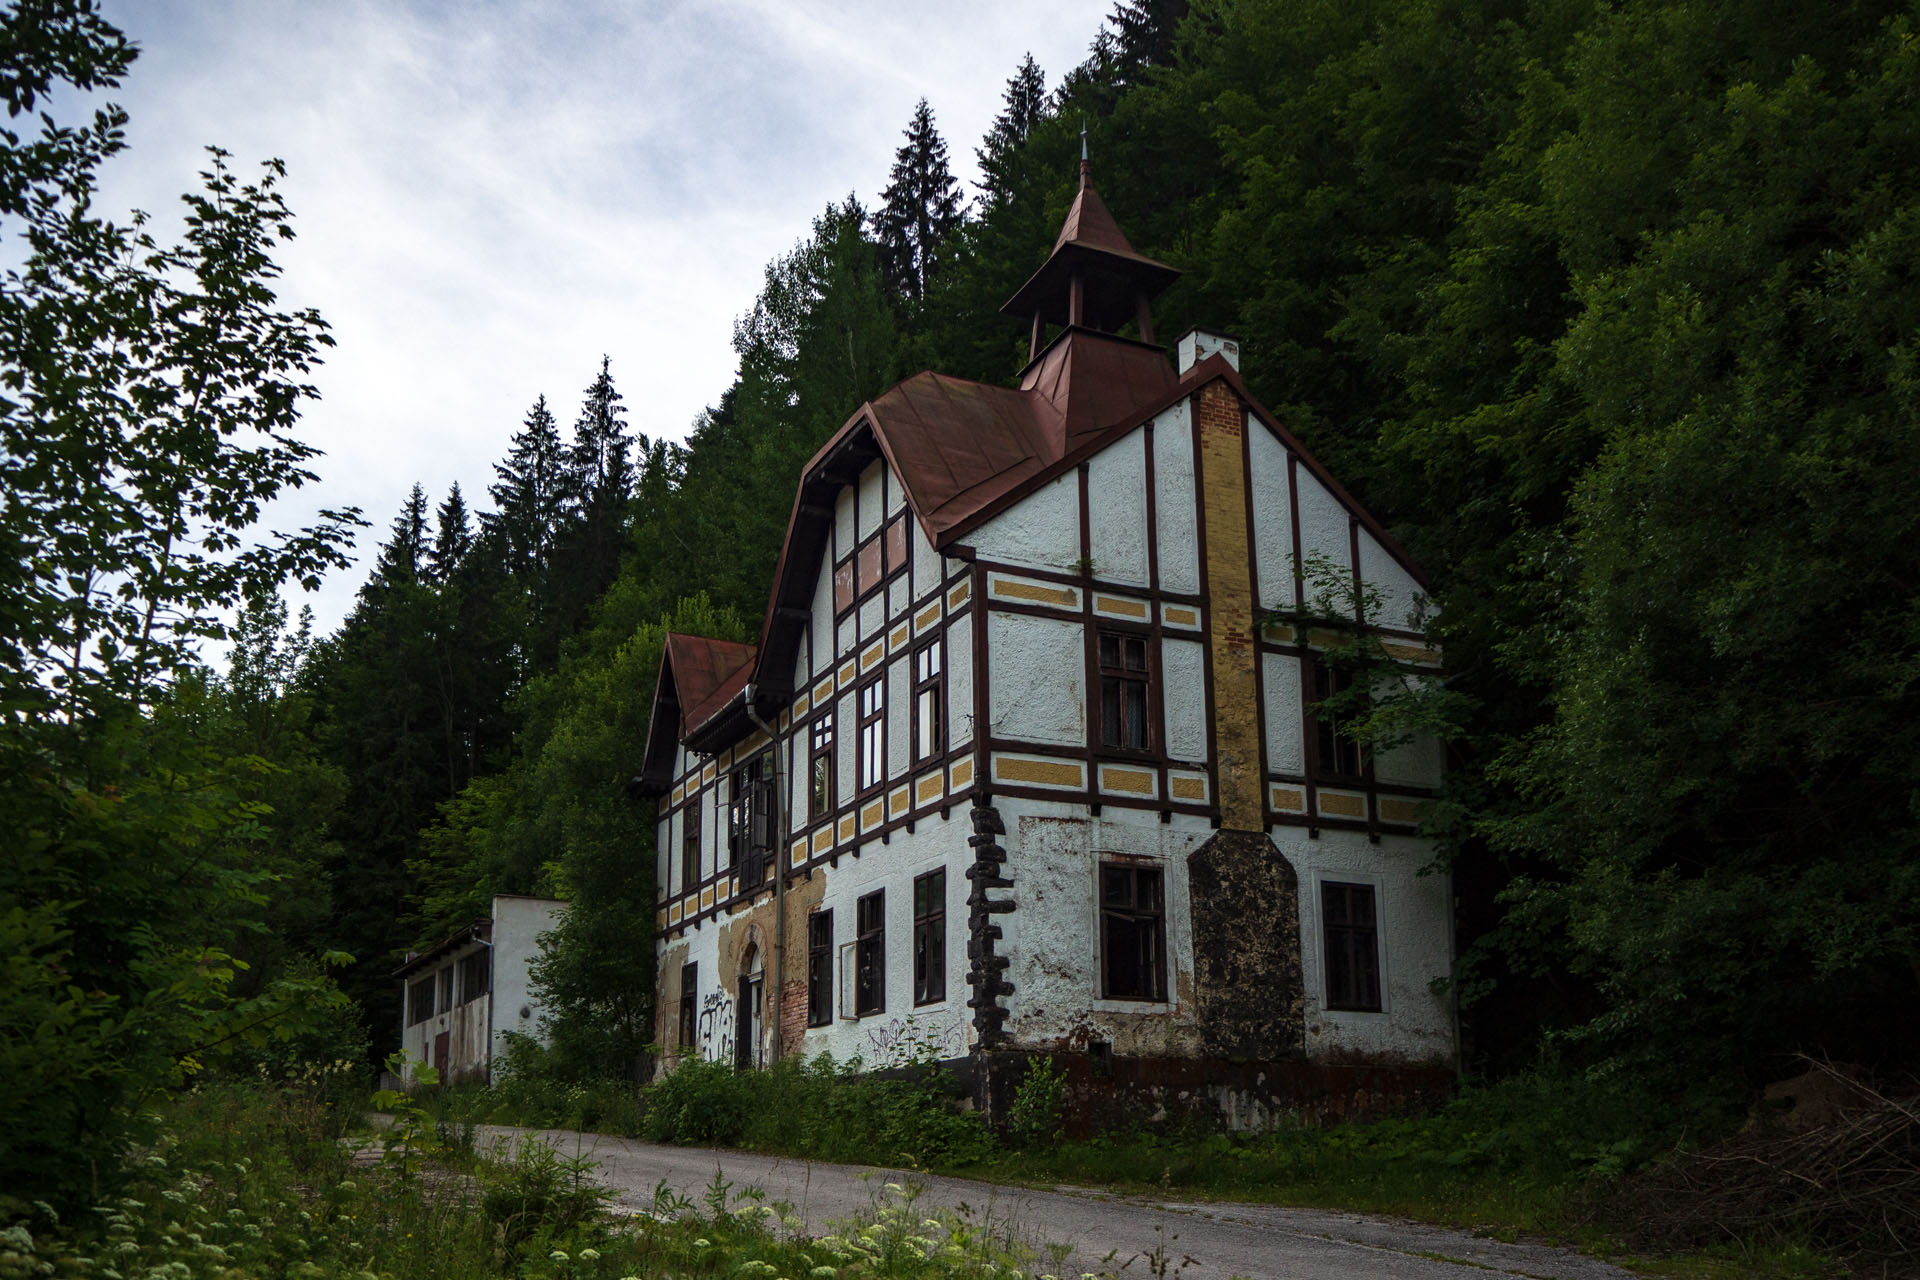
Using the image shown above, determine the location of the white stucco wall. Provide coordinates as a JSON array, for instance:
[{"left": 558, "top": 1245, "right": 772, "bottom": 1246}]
[
  {"left": 1247, "top": 418, "right": 1298, "bottom": 611},
  {"left": 1153, "top": 405, "right": 1199, "bottom": 594},
  {"left": 493, "top": 895, "right": 567, "bottom": 1066},
  {"left": 1357, "top": 530, "right": 1425, "bottom": 633},
  {"left": 1160, "top": 636, "right": 1209, "bottom": 764},
  {"left": 1261, "top": 652, "right": 1305, "bottom": 775},
  {"left": 1294, "top": 469, "right": 1353, "bottom": 602},
  {"left": 1087, "top": 428, "right": 1150, "bottom": 587},
  {"left": 988, "top": 612, "right": 1085, "bottom": 745},
  {"left": 969, "top": 470, "right": 1080, "bottom": 574},
  {"left": 857, "top": 460, "right": 884, "bottom": 539}
]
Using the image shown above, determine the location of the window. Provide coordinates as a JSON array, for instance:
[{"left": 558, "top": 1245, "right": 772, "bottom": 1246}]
[
  {"left": 808, "top": 712, "right": 835, "bottom": 822},
  {"left": 807, "top": 910, "right": 834, "bottom": 1027},
  {"left": 858, "top": 679, "right": 884, "bottom": 793},
  {"left": 1097, "top": 631, "right": 1151, "bottom": 751},
  {"left": 435, "top": 967, "right": 453, "bottom": 1015},
  {"left": 458, "top": 949, "right": 488, "bottom": 1004},
  {"left": 680, "top": 800, "right": 701, "bottom": 892},
  {"left": 855, "top": 889, "right": 885, "bottom": 1015},
  {"left": 833, "top": 512, "right": 912, "bottom": 616},
  {"left": 1311, "top": 659, "right": 1365, "bottom": 778},
  {"left": 678, "top": 962, "right": 698, "bottom": 1047},
  {"left": 912, "top": 642, "right": 942, "bottom": 763},
  {"left": 729, "top": 752, "right": 774, "bottom": 889},
  {"left": 1099, "top": 863, "right": 1166, "bottom": 1001},
  {"left": 408, "top": 976, "right": 434, "bottom": 1025},
  {"left": 913, "top": 869, "right": 946, "bottom": 1005},
  {"left": 1322, "top": 881, "right": 1382, "bottom": 1011}
]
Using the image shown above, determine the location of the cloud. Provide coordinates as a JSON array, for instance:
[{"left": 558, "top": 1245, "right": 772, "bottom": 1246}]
[{"left": 83, "top": 0, "right": 1111, "bottom": 643}]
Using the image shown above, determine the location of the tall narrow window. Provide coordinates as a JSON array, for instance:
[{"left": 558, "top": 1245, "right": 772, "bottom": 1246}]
[
  {"left": 1311, "top": 660, "right": 1366, "bottom": 778},
  {"left": 1322, "top": 881, "right": 1382, "bottom": 1011},
  {"left": 409, "top": 977, "right": 434, "bottom": 1025},
  {"left": 913, "top": 869, "right": 946, "bottom": 1004},
  {"left": 1099, "top": 863, "right": 1166, "bottom": 1001},
  {"left": 459, "top": 949, "right": 488, "bottom": 1003},
  {"left": 809, "top": 713, "right": 835, "bottom": 822},
  {"left": 730, "top": 752, "right": 774, "bottom": 889},
  {"left": 680, "top": 800, "right": 701, "bottom": 892},
  {"left": 858, "top": 679, "right": 885, "bottom": 793},
  {"left": 855, "top": 889, "right": 885, "bottom": 1015},
  {"left": 912, "top": 642, "right": 943, "bottom": 763},
  {"left": 1097, "top": 631, "right": 1151, "bottom": 751},
  {"left": 807, "top": 910, "right": 834, "bottom": 1027},
  {"left": 678, "top": 962, "right": 698, "bottom": 1047}
]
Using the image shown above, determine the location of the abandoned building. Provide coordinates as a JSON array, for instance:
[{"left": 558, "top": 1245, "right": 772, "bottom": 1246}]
[
  {"left": 632, "top": 160, "right": 1455, "bottom": 1128},
  {"left": 395, "top": 894, "right": 567, "bottom": 1084}
]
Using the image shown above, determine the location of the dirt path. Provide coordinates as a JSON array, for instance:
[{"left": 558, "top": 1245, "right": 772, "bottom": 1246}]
[{"left": 479, "top": 1125, "right": 1636, "bottom": 1280}]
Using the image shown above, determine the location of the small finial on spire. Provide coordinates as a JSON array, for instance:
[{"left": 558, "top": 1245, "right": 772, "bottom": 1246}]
[{"left": 1079, "top": 116, "right": 1090, "bottom": 189}]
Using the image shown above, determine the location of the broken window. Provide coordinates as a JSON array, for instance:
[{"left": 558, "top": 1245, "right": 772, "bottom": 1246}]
[
  {"left": 913, "top": 868, "right": 946, "bottom": 1005},
  {"left": 1311, "top": 659, "right": 1366, "bottom": 778},
  {"left": 809, "top": 712, "right": 835, "bottom": 822},
  {"left": 858, "top": 679, "right": 884, "bottom": 794},
  {"left": 855, "top": 889, "right": 885, "bottom": 1016},
  {"left": 834, "top": 511, "right": 911, "bottom": 616},
  {"left": 807, "top": 909, "right": 833, "bottom": 1027},
  {"left": 1099, "top": 863, "right": 1166, "bottom": 1001},
  {"left": 729, "top": 751, "right": 774, "bottom": 890},
  {"left": 678, "top": 962, "right": 698, "bottom": 1047},
  {"left": 1097, "top": 631, "right": 1151, "bottom": 752},
  {"left": 1322, "top": 881, "right": 1382, "bottom": 1011},
  {"left": 912, "top": 641, "right": 943, "bottom": 763},
  {"left": 681, "top": 799, "right": 701, "bottom": 892}
]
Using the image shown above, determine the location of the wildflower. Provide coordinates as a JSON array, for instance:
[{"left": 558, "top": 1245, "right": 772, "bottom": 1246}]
[
  {"left": 550, "top": 1249, "right": 570, "bottom": 1262},
  {"left": 695, "top": 1238, "right": 711, "bottom": 1249},
  {"left": 580, "top": 1249, "right": 601, "bottom": 1261},
  {"left": 810, "top": 1268, "right": 838, "bottom": 1278}
]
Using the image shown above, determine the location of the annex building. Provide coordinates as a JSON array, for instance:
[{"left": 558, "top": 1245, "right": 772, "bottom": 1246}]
[{"left": 634, "top": 162, "right": 1455, "bottom": 1128}]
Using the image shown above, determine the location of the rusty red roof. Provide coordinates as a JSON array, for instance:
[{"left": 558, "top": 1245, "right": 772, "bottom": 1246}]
[{"left": 666, "top": 633, "right": 756, "bottom": 733}]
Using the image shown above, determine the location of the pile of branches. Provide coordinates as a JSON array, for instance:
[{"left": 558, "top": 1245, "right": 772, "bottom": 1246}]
[{"left": 1595, "top": 1058, "right": 1919, "bottom": 1275}]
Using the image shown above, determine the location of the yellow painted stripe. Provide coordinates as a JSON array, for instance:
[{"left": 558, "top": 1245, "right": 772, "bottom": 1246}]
[
  {"left": 1379, "top": 797, "right": 1422, "bottom": 824},
  {"left": 947, "top": 580, "right": 971, "bottom": 608},
  {"left": 915, "top": 602, "right": 941, "bottom": 631},
  {"left": 1100, "top": 766, "right": 1155, "bottom": 795},
  {"left": 949, "top": 758, "right": 974, "bottom": 788},
  {"left": 1269, "top": 786, "right": 1306, "bottom": 812},
  {"left": 1319, "top": 792, "right": 1365, "bottom": 818},
  {"left": 889, "top": 787, "right": 910, "bottom": 816},
  {"left": 994, "top": 756, "right": 1085, "bottom": 788},
  {"left": 915, "top": 772, "right": 944, "bottom": 804},
  {"left": 1094, "top": 595, "right": 1149, "bottom": 619},
  {"left": 1170, "top": 775, "right": 1207, "bottom": 802},
  {"left": 1165, "top": 606, "right": 1200, "bottom": 627},
  {"left": 993, "top": 577, "right": 1079, "bottom": 608}
]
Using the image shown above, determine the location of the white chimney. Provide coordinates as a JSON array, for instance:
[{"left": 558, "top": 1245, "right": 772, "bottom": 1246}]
[{"left": 1176, "top": 327, "right": 1240, "bottom": 374}]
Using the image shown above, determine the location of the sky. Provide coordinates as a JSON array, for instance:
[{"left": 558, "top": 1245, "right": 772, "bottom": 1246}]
[{"left": 83, "top": 0, "right": 1113, "bottom": 643}]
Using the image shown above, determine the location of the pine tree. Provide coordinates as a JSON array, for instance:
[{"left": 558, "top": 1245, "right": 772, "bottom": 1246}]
[
  {"left": 566, "top": 355, "right": 634, "bottom": 517},
  {"left": 977, "top": 55, "right": 1049, "bottom": 210},
  {"left": 427, "top": 483, "right": 472, "bottom": 583},
  {"left": 369, "top": 483, "right": 429, "bottom": 590},
  {"left": 485, "top": 395, "right": 567, "bottom": 578},
  {"left": 1108, "top": 0, "right": 1188, "bottom": 87},
  {"left": 873, "top": 99, "right": 966, "bottom": 302}
]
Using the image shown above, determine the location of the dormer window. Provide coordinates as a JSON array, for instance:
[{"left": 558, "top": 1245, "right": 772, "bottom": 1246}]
[{"left": 834, "top": 511, "right": 911, "bottom": 615}]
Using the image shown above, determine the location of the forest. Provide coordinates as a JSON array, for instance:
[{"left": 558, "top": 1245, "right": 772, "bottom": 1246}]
[{"left": 4, "top": 0, "right": 1918, "bottom": 1244}]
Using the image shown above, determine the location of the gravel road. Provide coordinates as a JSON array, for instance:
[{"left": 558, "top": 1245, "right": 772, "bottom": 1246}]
[{"left": 478, "top": 1126, "right": 1635, "bottom": 1280}]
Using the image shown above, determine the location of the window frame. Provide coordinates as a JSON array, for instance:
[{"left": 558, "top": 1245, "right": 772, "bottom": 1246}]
[
  {"left": 857, "top": 677, "right": 885, "bottom": 797},
  {"left": 1097, "top": 861, "right": 1167, "bottom": 1002},
  {"left": 911, "top": 638, "right": 944, "bottom": 765},
  {"left": 1309, "top": 657, "right": 1367, "bottom": 781},
  {"left": 458, "top": 949, "right": 489, "bottom": 1004},
  {"left": 833, "top": 511, "right": 913, "bottom": 620},
  {"left": 680, "top": 797, "right": 701, "bottom": 893},
  {"left": 854, "top": 889, "right": 885, "bottom": 1016},
  {"left": 408, "top": 976, "right": 435, "bottom": 1026},
  {"left": 806, "top": 909, "right": 834, "bottom": 1027},
  {"left": 678, "top": 961, "right": 698, "bottom": 1047},
  {"left": 729, "top": 751, "right": 775, "bottom": 891},
  {"left": 1093, "top": 627, "right": 1155, "bottom": 757},
  {"left": 808, "top": 710, "right": 835, "bottom": 823},
  {"left": 912, "top": 868, "right": 946, "bottom": 1005},
  {"left": 1320, "top": 879, "right": 1384, "bottom": 1013}
]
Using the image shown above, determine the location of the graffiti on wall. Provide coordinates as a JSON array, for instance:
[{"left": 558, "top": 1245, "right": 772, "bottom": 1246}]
[
  {"left": 698, "top": 991, "right": 733, "bottom": 1061},
  {"left": 862, "top": 1012, "right": 965, "bottom": 1069}
]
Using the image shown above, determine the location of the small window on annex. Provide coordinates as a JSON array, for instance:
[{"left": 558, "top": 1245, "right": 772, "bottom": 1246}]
[
  {"left": 408, "top": 976, "right": 435, "bottom": 1025},
  {"left": 809, "top": 712, "right": 835, "bottom": 822},
  {"left": 1097, "top": 631, "right": 1151, "bottom": 752},
  {"left": 855, "top": 889, "right": 885, "bottom": 1016},
  {"left": 458, "top": 949, "right": 489, "bottom": 1004},
  {"left": 678, "top": 962, "right": 698, "bottom": 1047},
  {"left": 912, "top": 642, "right": 943, "bottom": 763},
  {"left": 807, "top": 909, "right": 834, "bottom": 1027},
  {"left": 1099, "top": 863, "right": 1166, "bottom": 1001},
  {"left": 1322, "top": 881, "right": 1382, "bottom": 1012},
  {"left": 913, "top": 869, "right": 946, "bottom": 1005}
]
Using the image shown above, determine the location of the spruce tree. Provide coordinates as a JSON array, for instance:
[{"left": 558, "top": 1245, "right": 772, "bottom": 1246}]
[
  {"left": 873, "top": 99, "right": 965, "bottom": 302},
  {"left": 427, "top": 482, "right": 472, "bottom": 583},
  {"left": 485, "top": 395, "right": 566, "bottom": 578},
  {"left": 977, "top": 55, "right": 1049, "bottom": 210},
  {"left": 370, "top": 483, "right": 429, "bottom": 589}
]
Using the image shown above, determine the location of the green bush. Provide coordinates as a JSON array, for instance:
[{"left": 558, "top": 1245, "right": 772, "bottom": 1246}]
[{"left": 1006, "top": 1055, "right": 1066, "bottom": 1150}]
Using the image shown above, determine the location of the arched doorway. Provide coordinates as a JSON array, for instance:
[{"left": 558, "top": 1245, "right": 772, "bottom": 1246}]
[{"left": 735, "top": 944, "right": 765, "bottom": 1069}]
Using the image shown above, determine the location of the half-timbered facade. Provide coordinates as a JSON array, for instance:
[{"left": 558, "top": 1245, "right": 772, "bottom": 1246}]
[{"left": 635, "top": 163, "right": 1455, "bottom": 1126}]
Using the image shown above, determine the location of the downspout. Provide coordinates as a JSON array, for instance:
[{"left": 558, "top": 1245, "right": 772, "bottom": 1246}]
[{"left": 744, "top": 685, "right": 785, "bottom": 1065}]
